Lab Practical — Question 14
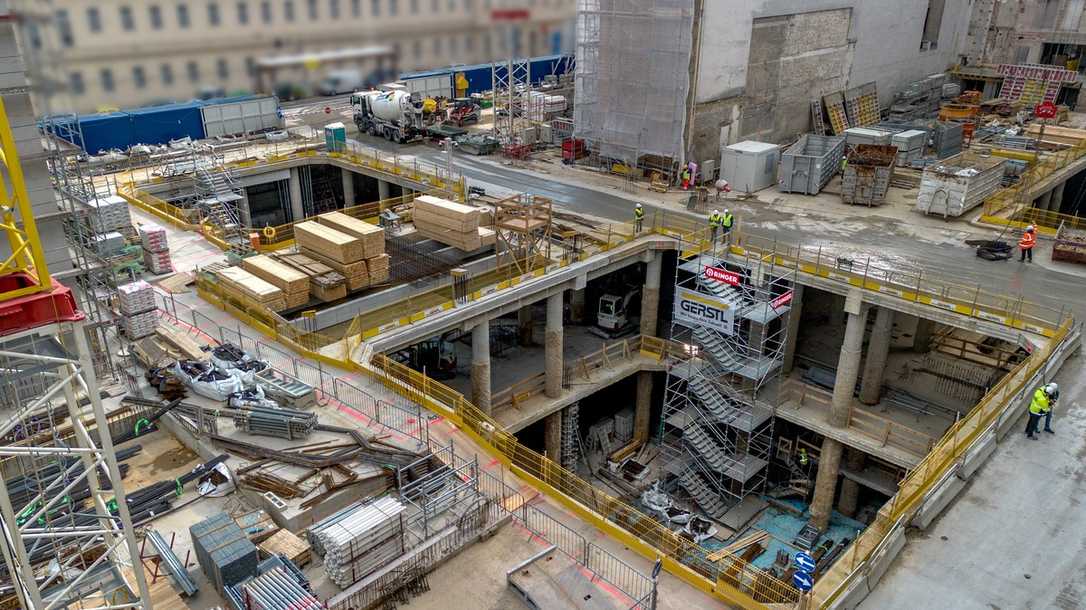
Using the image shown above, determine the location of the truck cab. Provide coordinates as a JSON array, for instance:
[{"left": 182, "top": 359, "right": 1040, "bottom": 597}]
[{"left": 318, "top": 70, "right": 363, "bottom": 96}]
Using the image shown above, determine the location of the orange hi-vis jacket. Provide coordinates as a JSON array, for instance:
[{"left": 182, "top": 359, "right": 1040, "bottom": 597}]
[{"left": 1019, "top": 231, "right": 1037, "bottom": 250}]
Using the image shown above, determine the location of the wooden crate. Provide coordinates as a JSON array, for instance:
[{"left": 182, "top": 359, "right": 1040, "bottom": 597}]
[
  {"left": 317, "top": 212, "right": 385, "bottom": 258},
  {"left": 294, "top": 221, "right": 365, "bottom": 263}
]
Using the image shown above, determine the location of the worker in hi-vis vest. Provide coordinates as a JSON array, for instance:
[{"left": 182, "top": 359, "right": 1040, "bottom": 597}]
[
  {"left": 709, "top": 209, "right": 722, "bottom": 243},
  {"left": 1019, "top": 225, "right": 1037, "bottom": 263},
  {"left": 634, "top": 203, "right": 644, "bottom": 233},
  {"left": 1026, "top": 383, "right": 1058, "bottom": 439},
  {"left": 721, "top": 209, "right": 734, "bottom": 244}
]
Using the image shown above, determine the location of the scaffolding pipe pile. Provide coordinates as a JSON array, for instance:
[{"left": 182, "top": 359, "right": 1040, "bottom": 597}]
[
  {"left": 232, "top": 405, "right": 318, "bottom": 440},
  {"left": 319, "top": 496, "right": 406, "bottom": 588},
  {"left": 305, "top": 500, "right": 366, "bottom": 558}
]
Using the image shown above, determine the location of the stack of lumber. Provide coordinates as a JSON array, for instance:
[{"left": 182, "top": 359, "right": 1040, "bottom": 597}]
[
  {"left": 1024, "top": 124, "right": 1086, "bottom": 148},
  {"left": 366, "top": 253, "right": 390, "bottom": 284},
  {"left": 294, "top": 221, "right": 369, "bottom": 291},
  {"left": 257, "top": 529, "right": 311, "bottom": 568},
  {"left": 241, "top": 254, "right": 310, "bottom": 309},
  {"left": 412, "top": 195, "right": 484, "bottom": 251},
  {"left": 272, "top": 252, "right": 348, "bottom": 302},
  {"left": 295, "top": 221, "right": 364, "bottom": 263},
  {"left": 216, "top": 266, "right": 287, "bottom": 312},
  {"left": 317, "top": 212, "right": 385, "bottom": 257}
]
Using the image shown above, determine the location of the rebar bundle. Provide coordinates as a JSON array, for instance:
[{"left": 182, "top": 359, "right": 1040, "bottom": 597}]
[{"left": 232, "top": 404, "right": 318, "bottom": 440}]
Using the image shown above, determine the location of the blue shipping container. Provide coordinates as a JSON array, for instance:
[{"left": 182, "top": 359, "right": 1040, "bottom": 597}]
[{"left": 399, "top": 54, "right": 573, "bottom": 98}]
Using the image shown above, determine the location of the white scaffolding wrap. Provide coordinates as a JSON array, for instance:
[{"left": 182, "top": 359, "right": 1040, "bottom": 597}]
[{"left": 574, "top": 0, "right": 694, "bottom": 164}]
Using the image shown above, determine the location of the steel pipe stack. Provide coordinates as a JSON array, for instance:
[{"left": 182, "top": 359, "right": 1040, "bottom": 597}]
[
  {"left": 305, "top": 500, "right": 366, "bottom": 558},
  {"left": 147, "top": 528, "right": 199, "bottom": 596},
  {"left": 319, "top": 496, "right": 406, "bottom": 588},
  {"left": 240, "top": 567, "right": 321, "bottom": 610},
  {"left": 232, "top": 405, "right": 318, "bottom": 440}
]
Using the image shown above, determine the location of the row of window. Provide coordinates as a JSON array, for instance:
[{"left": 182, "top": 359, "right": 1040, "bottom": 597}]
[
  {"left": 52, "top": 0, "right": 553, "bottom": 45},
  {"left": 70, "top": 57, "right": 258, "bottom": 94}
]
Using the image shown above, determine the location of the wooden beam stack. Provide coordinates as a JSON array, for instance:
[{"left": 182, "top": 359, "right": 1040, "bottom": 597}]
[
  {"left": 366, "top": 253, "right": 390, "bottom": 285},
  {"left": 241, "top": 254, "right": 310, "bottom": 309},
  {"left": 302, "top": 249, "right": 369, "bottom": 291},
  {"left": 294, "top": 221, "right": 365, "bottom": 263},
  {"left": 317, "top": 212, "right": 385, "bottom": 258},
  {"left": 412, "top": 195, "right": 484, "bottom": 251},
  {"left": 271, "top": 252, "right": 348, "bottom": 302},
  {"left": 216, "top": 266, "right": 286, "bottom": 312}
]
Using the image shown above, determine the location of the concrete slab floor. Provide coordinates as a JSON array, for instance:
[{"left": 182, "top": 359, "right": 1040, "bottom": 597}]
[{"left": 860, "top": 355, "right": 1086, "bottom": 610}]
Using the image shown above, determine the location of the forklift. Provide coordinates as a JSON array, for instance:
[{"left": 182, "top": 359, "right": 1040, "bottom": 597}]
[
  {"left": 592, "top": 288, "right": 641, "bottom": 338},
  {"left": 393, "top": 331, "right": 459, "bottom": 380}
]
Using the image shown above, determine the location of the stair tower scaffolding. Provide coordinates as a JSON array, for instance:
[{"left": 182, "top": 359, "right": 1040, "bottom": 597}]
[
  {"left": 0, "top": 97, "right": 151, "bottom": 609},
  {"left": 193, "top": 149, "right": 250, "bottom": 255},
  {"left": 660, "top": 239, "right": 796, "bottom": 516}
]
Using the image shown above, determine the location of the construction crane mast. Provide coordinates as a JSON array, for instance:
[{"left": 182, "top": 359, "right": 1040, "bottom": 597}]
[{"left": 0, "top": 92, "right": 150, "bottom": 608}]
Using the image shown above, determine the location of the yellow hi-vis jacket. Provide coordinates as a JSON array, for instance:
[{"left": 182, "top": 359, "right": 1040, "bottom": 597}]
[
  {"left": 634, "top": 207, "right": 644, "bottom": 220},
  {"left": 709, "top": 212, "right": 722, "bottom": 227},
  {"left": 722, "top": 212, "right": 734, "bottom": 228},
  {"left": 1029, "top": 387, "right": 1050, "bottom": 415}
]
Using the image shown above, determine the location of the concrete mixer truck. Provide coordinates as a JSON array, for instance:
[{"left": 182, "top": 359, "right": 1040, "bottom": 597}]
[{"left": 351, "top": 90, "right": 426, "bottom": 144}]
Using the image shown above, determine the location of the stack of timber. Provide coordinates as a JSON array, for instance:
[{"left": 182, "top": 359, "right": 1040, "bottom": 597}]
[
  {"left": 412, "top": 195, "right": 487, "bottom": 251},
  {"left": 216, "top": 266, "right": 287, "bottom": 312},
  {"left": 366, "top": 253, "right": 390, "bottom": 284},
  {"left": 294, "top": 221, "right": 369, "bottom": 291},
  {"left": 241, "top": 254, "right": 310, "bottom": 309},
  {"left": 317, "top": 212, "right": 385, "bottom": 258},
  {"left": 272, "top": 252, "right": 348, "bottom": 302}
]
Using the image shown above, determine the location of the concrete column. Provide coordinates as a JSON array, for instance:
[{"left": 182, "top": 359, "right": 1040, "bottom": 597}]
[
  {"left": 570, "top": 289, "right": 586, "bottom": 324},
  {"left": 837, "top": 447, "right": 866, "bottom": 518},
  {"left": 517, "top": 305, "right": 534, "bottom": 346},
  {"left": 341, "top": 168, "right": 355, "bottom": 207},
  {"left": 544, "top": 409, "right": 562, "bottom": 464},
  {"left": 1038, "top": 189, "right": 1053, "bottom": 211},
  {"left": 633, "top": 371, "right": 653, "bottom": 444},
  {"left": 782, "top": 285, "right": 805, "bottom": 374},
  {"left": 545, "top": 293, "right": 564, "bottom": 398},
  {"left": 238, "top": 190, "right": 252, "bottom": 227},
  {"left": 471, "top": 321, "right": 491, "bottom": 414},
  {"left": 859, "top": 307, "right": 894, "bottom": 406},
  {"left": 913, "top": 317, "right": 935, "bottom": 353},
  {"left": 378, "top": 179, "right": 391, "bottom": 201},
  {"left": 1051, "top": 180, "right": 1066, "bottom": 214},
  {"left": 288, "top": 167, "right": 305, "bottom": 222},
  {"left": 809, "top": 437, "right": 843, "bottom": 531},
  {"left": 830, "top": 290, "right": 869, "bottom": 428},
  {"left": 640, "top": 253, "right": 663, "bottom": 337}
]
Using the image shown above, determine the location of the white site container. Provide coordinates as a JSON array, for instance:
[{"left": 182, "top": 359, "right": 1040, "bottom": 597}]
[
  {"left": 915, "top": 153, "right": 1005, "bottom": 218},
  {"left": 720, "top": 141, "right": 780, "bottom": 193},
  {"left": 200, "top": 96, "right": 282, "bottom": 138}
]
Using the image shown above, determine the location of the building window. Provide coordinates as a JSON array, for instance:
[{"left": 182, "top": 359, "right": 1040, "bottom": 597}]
[
  {"left": 431, "top": 0, "right": 438, "bottom": 12},
  {"left": 26, "top": 24, "right": 42, "bottom": 50},
  {"left": 413, "top": 40, "right": 421, "bottom": 59},
  {"left": 307, "top": 0, "right": 318, "bottom": 19},
  {"left": 56, "top": 10, "right": 74, "bottom": 47},
  {"left": 329, "top": 0, "right": 339, "bottom": 18},
  {"left": 133, "top": 65, "right": 147, "bottom": 88},
  {"left": 371, "top": 0, "right": 379, "bottom": 17},
  {"left": 87, "top": 7, "right": 102, "bottom": 33},
  {"left": 187, "top": 61, "right": 200, "bottom": 82},
  {"left": 351, "top": 0, "right": 360, "bottom": 16},
  {"left": 178, "top": 4, "right": 191, "bottom": 28},
  {"left": 483, "top": 31, "right": 491, "bottom": 56},
  {"left": 237, "top": 1, "right": 249, "bottom": 23},
  {"left": 161, "top": 63, "right": 175, "bottom": 84},
  {"left": 261, "top": 1, "right": 272, "bottom": 22},
  {"left": 284, "top": 0, "right": 295, "bottom": 20},
  {"left": 100, "top": 68, "right": 115, "bottom": 92},
  {"left": 70, "top": 72, "right": 85, "bottom": 95},
  {"left": 920, "top": 0, "right": 945, "bottom": 51},
  {"left": 389, "top": 0, "right": 398, "bottom": 16},
  {"left": 448, "top": 0, "right": 455, "bottom": 10},
  {"left": 246, "top": 56, "right": 256, "bottom": 76},
  {"left": 150, "top": 5, "right": 164, "bottom": 29},
  {"left": 217, "top": 58, "right": 229, "bottom": 79},
  {"left": 465, "top": 33, "right": 473, "bottom": 53},
  {"left": 465, "top": 0, "right": 472, "bottom": 9},
  {"left": 209, "top": 2, "right": 221, "bottom": 25},
  {"left": 449, "top": 35, "right": 457, "bottom": 55},
  {"left": 410, "top": 0, "right": 418, "bottom": 13},
  {"left": 120, "top": 6, "right": 135, "bottom": 31},
  {"left": 433, "top": 37, "right": 441, "bottom": 56}
]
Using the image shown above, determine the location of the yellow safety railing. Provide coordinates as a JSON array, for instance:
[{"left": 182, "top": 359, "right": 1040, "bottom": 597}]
[
  {"left": 813, "top": 317, "right": 1075, "bottom": 607},
  {"left": 982, "top": 139, "right": 1086, "bottom": 218}
]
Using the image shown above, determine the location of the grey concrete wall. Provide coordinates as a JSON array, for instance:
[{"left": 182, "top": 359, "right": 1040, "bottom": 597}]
[{"left": 690, "top": 0, "right": 971, "bottom": 163}]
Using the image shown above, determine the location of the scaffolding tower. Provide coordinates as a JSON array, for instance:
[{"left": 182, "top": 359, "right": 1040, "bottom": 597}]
[
  {"left": 660, "top": 242, "right": 796, "bottom": 516},
  {"left": 573, "top": 0, "right": 694, "bottom": 182},
  {"left": 492, "top": 194, "right": 553, "bottom": 275}
]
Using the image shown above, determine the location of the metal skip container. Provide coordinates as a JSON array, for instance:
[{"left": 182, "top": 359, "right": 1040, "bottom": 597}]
[
  {"left": 778, "top": 134, "right": 846, "bottom": 195},
  {"left": 915, "top": 151, "right": 1005, "bottom": 218},
  {"left": 841, "top": 144, "right": 898, "bottom": 206}
]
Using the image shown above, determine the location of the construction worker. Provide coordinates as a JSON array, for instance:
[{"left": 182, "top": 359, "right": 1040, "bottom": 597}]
[
  {"left": 797, "top": 447, "right": 809, "bottom": 468},
  {"left": 1019, "top": 225, "right": 1037, "bottom": 263},
  {"left": 709, "top": 209, "right": 722, "bottom": 243},
  {"left": 721, "top": 209, "right": 734, "bottom": 244},
  {"left": 840, "top": 156, "right": 848, "bottom": 175},
  {"left": 681, "top": 167, "right": 691, "bottom": 191},
  {"left": 634, "top": 203, "right": 644, "bottom": 233},
  {"left": 1026, "top": 382, "right": 1058, "bottom": 439},
  {"left": 1042, "top": 382, "right": 1059, "bottom": 434}
]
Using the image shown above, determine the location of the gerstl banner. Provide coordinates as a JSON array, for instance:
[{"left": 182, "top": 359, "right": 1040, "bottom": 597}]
[
  {"left": 674, "top": 287, "right": 734, "bottom": 335},
  {"left": 703, "top": 265, "right": 740, "bottom": 286}
]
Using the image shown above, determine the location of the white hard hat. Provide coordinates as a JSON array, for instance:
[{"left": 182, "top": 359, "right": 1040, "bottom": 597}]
[
  {"left": 724, "top": 208, "right": 730, "bottom": 214},
  {"left": 636, "top": 203, "right": 642, "bottom": 208},
  {"left": 713, "top": 209, "right": 720, "bottom": 215},
  {"left": 1026, "top": 225, "right": 1036, "bottom": 232},
  {"left": 1046, "top": 382, "right": 1059, "bottom": 394}
]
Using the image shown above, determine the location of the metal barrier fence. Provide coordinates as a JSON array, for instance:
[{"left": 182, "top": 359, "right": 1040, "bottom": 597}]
[
  {"left": 475, "top": 466, "right": 657, "bottom": 609},
  {"left": 155, "top": 291, "right": 428, "bottom": 447},
  {"left": 982, "top": 139, "right": 1086, "bottom": 218},
  {"left": 813, "top": 317, "right": 1077, "bottom": 606}
]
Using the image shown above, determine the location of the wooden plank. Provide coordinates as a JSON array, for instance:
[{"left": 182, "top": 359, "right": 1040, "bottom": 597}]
[
  {"left": 241, "top": 255, "right": 309, "bottom": 294},
  {"left": 300, "top": 247, "right": 370, "bottom": 291},
  {"left": 317, "top": 212, "right": 385, "bottom": 258},
  {"left": 294, "top": 221, "right": 365, "bottom": 263},
  {"left": 258, "top": 529, "right": 311, "bottom": 568}
]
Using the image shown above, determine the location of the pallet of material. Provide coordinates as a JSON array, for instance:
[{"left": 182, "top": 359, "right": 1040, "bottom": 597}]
[
  {"left": 317, "top": 212, "right": 385, "bottom": 258},
  {"left": 300, "top": 247, "right": 369, "bottom": 291},
  {"left": 271, "top": 252, "right": 349, "bottom": 302},
  {"left": 242, "top": 254, "right": 310, "bottom": 309},
  {"left": 479, "top": 227, "right": 496, "bottom": 246},
  {"left": 294, "top": 221, "right": 365, "bottom": 263},
  {"left": 366, "top": 253, "right": 390, "bottom": 285},
  {"left": 412, "top": 195, "right": 481, "bottom": 232},
  {"left": 258, "top": 529, "right": 311, "bottom": 568},
  {"left": 216, "top": 266, "right": 287, "bottom": 312}
]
